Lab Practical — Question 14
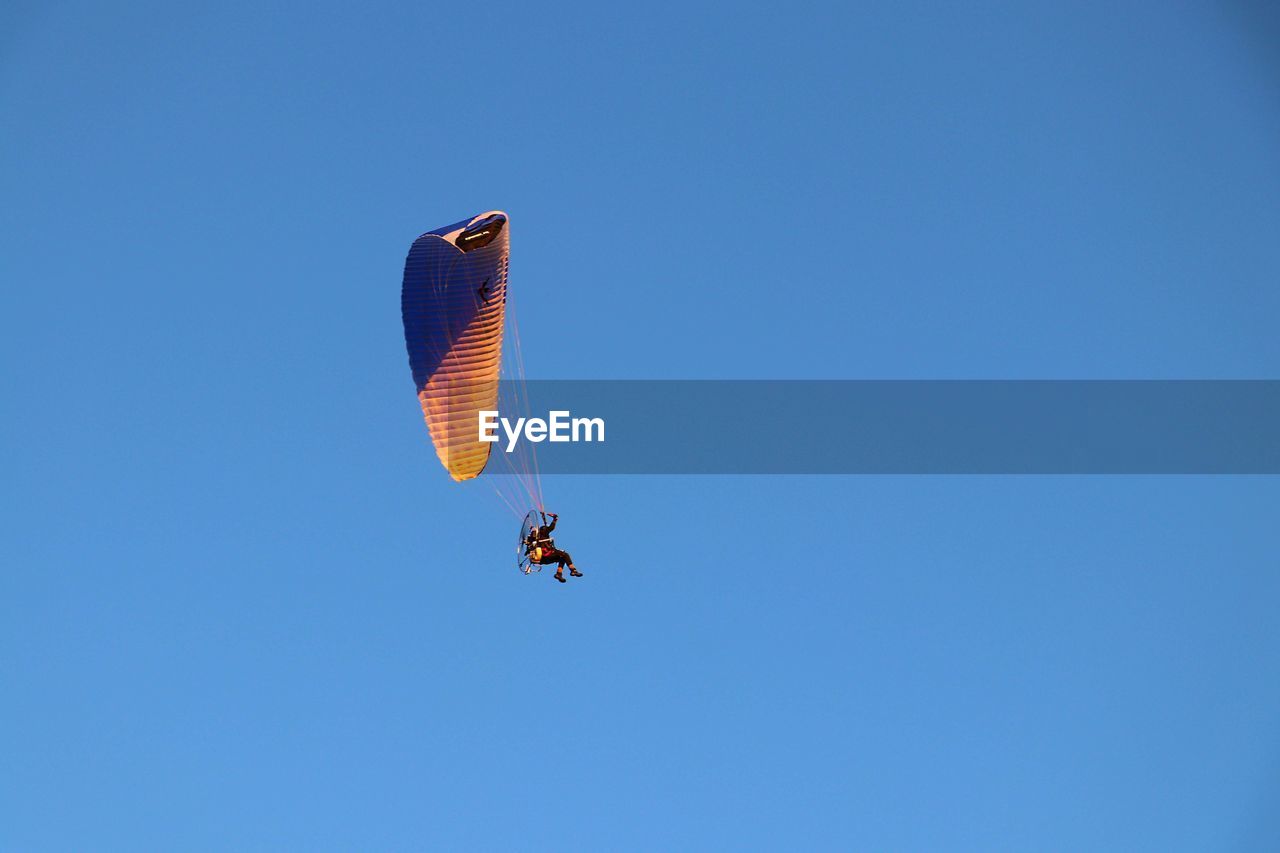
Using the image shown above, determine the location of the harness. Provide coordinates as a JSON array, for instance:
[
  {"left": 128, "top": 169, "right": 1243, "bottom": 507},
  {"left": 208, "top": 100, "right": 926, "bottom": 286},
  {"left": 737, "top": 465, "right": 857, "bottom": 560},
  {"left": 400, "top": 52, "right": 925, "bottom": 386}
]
[{"left": 526, "top": 527, "right": 556, "bottom": 562}]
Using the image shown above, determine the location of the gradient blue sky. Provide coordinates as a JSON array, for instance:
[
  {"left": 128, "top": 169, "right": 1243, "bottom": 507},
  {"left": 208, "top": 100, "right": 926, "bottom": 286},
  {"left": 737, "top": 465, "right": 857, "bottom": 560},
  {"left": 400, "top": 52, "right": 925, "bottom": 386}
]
[{"left": 3, "top": 2, "right": 1280, "bottom": 849}]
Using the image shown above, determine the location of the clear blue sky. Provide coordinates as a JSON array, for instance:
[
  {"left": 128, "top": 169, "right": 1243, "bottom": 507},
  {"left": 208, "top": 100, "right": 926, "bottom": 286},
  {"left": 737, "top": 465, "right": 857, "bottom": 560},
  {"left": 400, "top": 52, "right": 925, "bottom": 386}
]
[{"left": 3, "top": 2, "right": 1280, "bottom": 849}]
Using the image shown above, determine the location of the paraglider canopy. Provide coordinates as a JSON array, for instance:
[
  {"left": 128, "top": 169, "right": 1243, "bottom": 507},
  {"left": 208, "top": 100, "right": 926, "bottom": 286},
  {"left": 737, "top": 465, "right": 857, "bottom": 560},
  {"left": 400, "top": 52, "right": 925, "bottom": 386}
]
[
  {"left": 401, "top": 210, "right": 545, "bottom": 522},
  {"left": 456, "top": 214, "right": 506, "bottom": 252},
  {"left": 401, "top": 210, "right": 511, "bottom": 482}
]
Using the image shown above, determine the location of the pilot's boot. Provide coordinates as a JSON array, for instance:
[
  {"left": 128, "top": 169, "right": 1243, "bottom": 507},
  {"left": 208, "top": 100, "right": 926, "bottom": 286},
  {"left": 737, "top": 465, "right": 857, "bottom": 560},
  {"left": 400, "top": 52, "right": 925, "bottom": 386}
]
[
  {"left": 554, "top": 570, "right": 566, "bottom": 583},
  {"left": 569, "top": 566, "right": 583, "bottom": 577}
]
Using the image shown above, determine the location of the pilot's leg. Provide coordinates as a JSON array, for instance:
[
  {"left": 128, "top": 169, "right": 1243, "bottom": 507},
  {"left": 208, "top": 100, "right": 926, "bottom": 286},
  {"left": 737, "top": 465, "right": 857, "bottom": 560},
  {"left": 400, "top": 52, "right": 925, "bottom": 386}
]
[
  {"left": 561, "top": 551, "right": 582, "bottom": 577},
  {"left": 548, "top": 549, "right": 572, "bottom": 582},
  {"left": 549, "top": 550, "right": 567, "bottom": 582}
]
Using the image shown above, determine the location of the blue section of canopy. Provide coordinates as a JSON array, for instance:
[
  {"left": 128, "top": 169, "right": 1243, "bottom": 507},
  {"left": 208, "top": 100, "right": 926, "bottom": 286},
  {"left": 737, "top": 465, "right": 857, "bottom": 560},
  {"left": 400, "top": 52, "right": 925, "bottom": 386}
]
[{"left": 400, "top": 214, "right": 508, "bottom": 392}]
